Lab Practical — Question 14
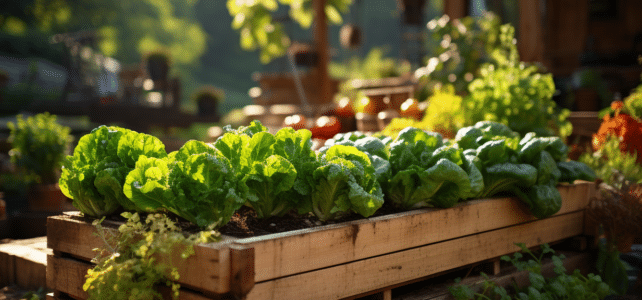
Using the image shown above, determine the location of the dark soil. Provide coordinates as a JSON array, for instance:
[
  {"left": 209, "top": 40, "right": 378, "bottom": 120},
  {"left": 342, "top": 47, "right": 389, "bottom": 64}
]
[
  {"left": 218, "top": 204, "right": 403, "bottom": 238},
  {"left": 79, "top": 203, "right": 405, "bottom": 239}
]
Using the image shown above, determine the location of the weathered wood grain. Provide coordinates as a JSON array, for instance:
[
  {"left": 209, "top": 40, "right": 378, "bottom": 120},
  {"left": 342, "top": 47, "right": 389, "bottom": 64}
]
[
  {"left": 246, "top": 211, "right": 585, "bottom": 300},
  {"left": 47, "top": 214, "right": 242, "bottom": 295},
  {"left": 236, "top": 182, "right": 592, "bottom": 282}
]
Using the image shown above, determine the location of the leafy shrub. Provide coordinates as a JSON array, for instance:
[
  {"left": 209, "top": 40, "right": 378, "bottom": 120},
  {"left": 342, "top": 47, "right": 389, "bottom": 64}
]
[{"left": 7, "top": 112, "right": 71, "bottom": 184}]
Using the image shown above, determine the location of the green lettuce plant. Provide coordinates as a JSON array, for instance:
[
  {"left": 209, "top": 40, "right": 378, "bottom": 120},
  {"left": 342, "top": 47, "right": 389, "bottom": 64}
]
[
  {"left": 123, "top": 140, "right": 246, "bottom": 228},
  {"left": 59, "top": 126, "right": 167, "bottom": 217},
  {"left": 384, "top": 127, "right": 482, "bottom": 210},
  {"left": 454, "top": 121, "right": 595, "bottom": 219},
  {"left": 299, "top": 145, "right": 384, "bottom": 221},
  {"left": 214, "top": 121, "right": 317, "bottom": 218}
]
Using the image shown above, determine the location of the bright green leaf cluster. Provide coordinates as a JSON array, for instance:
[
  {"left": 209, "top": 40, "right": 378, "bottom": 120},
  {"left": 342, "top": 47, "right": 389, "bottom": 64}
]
[
  {"left": 213, "top": 121, "right": 317, "bottom": 218},
  {"left": 7, "top": 113, "right": 72, "bottom": 184},
  {"left": 226, "top": 0, "right": 352, "bottom": 63},
  {"left": 83, "top": 212, "right": 220, "bottom": 300},
  {"left": 60, "top": 126, "right": 168, "bottom": 217},
  {"left": 124, "top": 140, "right": 246, "bottom": 228}
]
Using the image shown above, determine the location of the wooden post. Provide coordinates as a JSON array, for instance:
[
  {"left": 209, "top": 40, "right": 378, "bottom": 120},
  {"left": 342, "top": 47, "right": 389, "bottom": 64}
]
[
  {"left": 314, "top": 0, "right": 332, "bottom": 110},
  {"left": 518, "top": 0, "right": 545, "bottom": 63},
  {"left": 444, "top": 0, "right": 468, "bottom": 20}
]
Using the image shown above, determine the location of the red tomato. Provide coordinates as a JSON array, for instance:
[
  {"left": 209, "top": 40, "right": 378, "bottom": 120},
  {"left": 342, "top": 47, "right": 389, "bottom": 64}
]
[
  {"left": 399, "top": 98, "right": 423, "bottom": 120},
  {"left": 310, "top": 116, "right": 341, "bottom": 140},
  {"left": 282, "top": 114, "right": 307, "bottom": 130},
  {"left": 335, "top": 97, "right": 355, "bottom": 118}
]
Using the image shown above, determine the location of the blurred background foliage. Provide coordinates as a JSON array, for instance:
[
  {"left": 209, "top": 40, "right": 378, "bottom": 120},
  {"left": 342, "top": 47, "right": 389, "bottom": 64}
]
[{"left": 0, "top": 0, "right": 449, "bottom": 116}]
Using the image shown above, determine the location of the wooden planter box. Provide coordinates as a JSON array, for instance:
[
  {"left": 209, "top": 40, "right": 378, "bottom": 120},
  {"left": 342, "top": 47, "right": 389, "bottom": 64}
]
[{"left": 47, "top": 182, "right": 594, "bottom": 300}]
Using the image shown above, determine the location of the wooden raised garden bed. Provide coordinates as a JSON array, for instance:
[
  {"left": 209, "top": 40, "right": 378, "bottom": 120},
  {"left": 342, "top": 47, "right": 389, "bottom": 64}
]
[{"left": 47, "top": 181, "right": 594, "bottom": 300}]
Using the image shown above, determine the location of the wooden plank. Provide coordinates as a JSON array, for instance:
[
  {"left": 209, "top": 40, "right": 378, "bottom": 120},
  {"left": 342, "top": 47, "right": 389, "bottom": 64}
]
[
  {"left": 229, "top": 245, "right": 255, "bottom": 299},
  {"left": 245, "top": 211, "right": 584, "bottom": 300},
  {"left": 235, "top": 183, "right": 592, "bottom": 282},
  {"left": 0, "top": 249, "right": 15, "bottom": 286},
  {"left": 518, "top": 0, "right": 545, "bottom": 63},
  {"left": 48, "top": 255, "right": 90, "bottom": 300},
  {"left": 47, "top": 214, "right": 239, "bottom": 295},
  {"left": 47, "top": 254, "right": 221, "bottom": 300}
]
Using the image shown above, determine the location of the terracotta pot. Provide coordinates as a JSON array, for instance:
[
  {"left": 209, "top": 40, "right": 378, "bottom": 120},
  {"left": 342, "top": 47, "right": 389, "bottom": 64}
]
[{"left": 27, "top": 184, "right": 73, "bottom": 212}]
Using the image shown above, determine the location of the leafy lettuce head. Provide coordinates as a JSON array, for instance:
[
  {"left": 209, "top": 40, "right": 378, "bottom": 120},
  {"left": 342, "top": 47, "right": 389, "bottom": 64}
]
[{"left": 59, "top": 126, "right": 167, "bottom": 217}]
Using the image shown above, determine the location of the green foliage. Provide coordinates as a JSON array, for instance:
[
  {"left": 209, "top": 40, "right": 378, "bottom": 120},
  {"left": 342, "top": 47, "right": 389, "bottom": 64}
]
[
  {"left": 449, "top": 243, "right": 612, "bottom": 300},
  {"left": 454, "top": 121, "right": 595, "bottom": 219},
  {"left": 124, "top": 140, "right": 246, "bottom": 228},
  {"left": 420, "top": 15, "right": 571, "bottom": 139},
  {"left": 214, "top": 121, "right": 318, "bottom": 218},
  {"left": 300, "top": 144, "right": 384, "bottom": 221},
  {"left": 329, "top": 47, "right": 410, "bottom": 80},
  {"left": 385, "top": 127, "right": 479, "bottom": 209},
  {"left": 467, "top": 59, "right": 571, "bottom": 138},
  {"left": 596, "top": 239, "right": 629, "bottom": 295},
  {"left": 7, "top": 113, "right": 71, "bottom": 184},
  {"left": 226, "top": 0, "right": 352, "bottom": 63},
  {"left": 59, "top": 126, "right": 167, "bottom": 217},
  {"left": 579, "top": 136, "right": 642, "bottom": 189},
  {"left": 83, "top": 212, "right": 220, "bottom": 300},
  {"left": 419, "top": 12, "right": 504, "bottom": 94}
]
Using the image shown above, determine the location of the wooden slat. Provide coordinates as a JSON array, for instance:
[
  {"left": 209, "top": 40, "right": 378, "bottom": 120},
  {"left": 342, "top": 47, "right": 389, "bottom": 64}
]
[
  {"left": 47, "top": 254, "right": 219, "bottom": 300},
  {"left": 245, "top": 211, "right": 585, "bottom": 300},
  {"left": 234, "top": 183, "right": 592, "bottom": 282},
  {"left": 47, "top": 214, "right": 240, "bottom": 295},
  {"left": 229, "top": 245, "right": 255, "bottom": 299}
]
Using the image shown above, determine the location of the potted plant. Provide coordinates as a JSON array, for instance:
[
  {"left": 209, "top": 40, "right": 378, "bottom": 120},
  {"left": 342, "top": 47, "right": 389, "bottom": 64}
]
[
  {"left": 7, "top": 112, "right": 72, "bottom": 211},
  {"left": 192, "top": 85, "right": 224, "bottom": 120},
  {"left": 145, "top": 50, "right": 172, "bottom": 82}
]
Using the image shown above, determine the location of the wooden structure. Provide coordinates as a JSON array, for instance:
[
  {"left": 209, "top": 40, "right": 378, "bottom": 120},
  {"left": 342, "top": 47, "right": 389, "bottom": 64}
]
[
  {"left": 444, "top": 0, "right": 642, "bottom": 96},
  {"left": 47, "top": 182, "right": 594, "bottom": 300}
]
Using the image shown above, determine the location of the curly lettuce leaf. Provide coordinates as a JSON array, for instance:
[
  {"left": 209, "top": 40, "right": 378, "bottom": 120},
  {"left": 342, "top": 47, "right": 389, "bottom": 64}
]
[
  {"left": 60, "top": 125, "right": 168, "bottom": 217},
  {"left": 245, "top": 155, "right": 297, "bottom": 218},
  {"left": 306, "top": 145, "right": 384, "bottom": 220}
]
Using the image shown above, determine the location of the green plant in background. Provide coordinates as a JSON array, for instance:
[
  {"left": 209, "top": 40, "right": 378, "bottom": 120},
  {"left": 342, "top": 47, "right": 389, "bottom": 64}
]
[
  {"left": 7, "top": 112, "right": 72, "bottom": 185},
  {"left": 579, "top": 136, "right": 642, "bottom": 189},
  {"left": 449, "top": 243, "right": 612, "bottom": 300},
  {"left": 330, "top": 47, "right": 411, "bottom": 80},
  {"left": 331, "top": 47, "right": 412, "bottom": 100},
  {"left": 226, "top": 0, "right": 352, "bottom": 63},
  {"left": 417, "top": 12, "right": 503, "bottom": 95},
  {"left": 83, "top": 212, "right": 219, "bottom": 300},
  {"left": 465, "top": 25, "right": 571, "bottom": 139}
]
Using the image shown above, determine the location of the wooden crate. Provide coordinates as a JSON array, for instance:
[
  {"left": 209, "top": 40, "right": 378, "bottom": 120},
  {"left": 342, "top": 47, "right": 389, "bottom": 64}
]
[{"left": 47, "top": 182, "right": 594, "bottom": 300}]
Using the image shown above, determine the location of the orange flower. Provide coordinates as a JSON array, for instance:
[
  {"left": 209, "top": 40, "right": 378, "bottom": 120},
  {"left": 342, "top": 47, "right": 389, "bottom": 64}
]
[{"left": 611, "top": 100, "right": 624, "bottom": 111}]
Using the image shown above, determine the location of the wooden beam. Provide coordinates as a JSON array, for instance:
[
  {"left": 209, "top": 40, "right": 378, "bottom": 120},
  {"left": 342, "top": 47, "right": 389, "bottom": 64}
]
[
  {"left": 313, "top": 0, "right": 332, "bottom": 109},
  {"left": 245, "top": 211, "right": 585, "bottom": 300},
  {"left": 518, "top": 0, "right": 545, "bottom": 63},
  {"left": 444, "top": 0, "right": 468, "bottom": 20}
]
